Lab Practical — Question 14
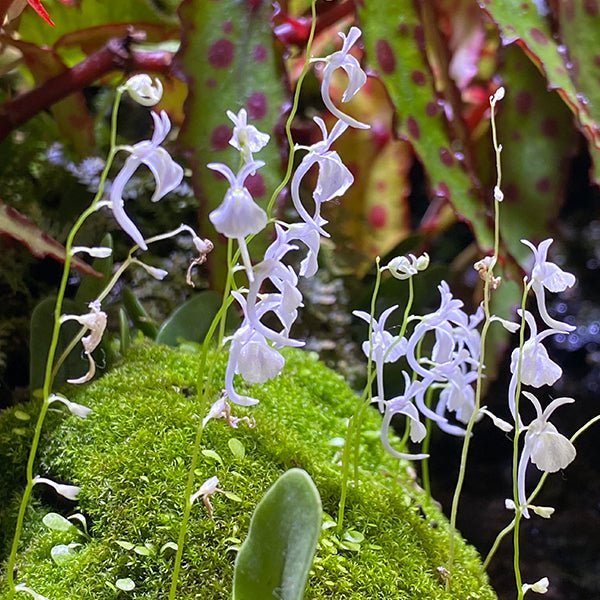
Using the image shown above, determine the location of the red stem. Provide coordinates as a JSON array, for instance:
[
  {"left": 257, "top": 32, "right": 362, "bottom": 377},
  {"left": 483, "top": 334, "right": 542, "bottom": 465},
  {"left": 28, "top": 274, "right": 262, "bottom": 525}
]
[{"left": 0, "top": 34, "right": 174, "bottom": 141}]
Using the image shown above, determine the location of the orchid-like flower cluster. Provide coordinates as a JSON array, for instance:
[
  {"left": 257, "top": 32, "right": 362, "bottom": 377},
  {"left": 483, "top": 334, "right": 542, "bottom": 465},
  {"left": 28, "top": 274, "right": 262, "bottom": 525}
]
[{"left": 209, "top": 27, "right": 369, "bottom": 407}]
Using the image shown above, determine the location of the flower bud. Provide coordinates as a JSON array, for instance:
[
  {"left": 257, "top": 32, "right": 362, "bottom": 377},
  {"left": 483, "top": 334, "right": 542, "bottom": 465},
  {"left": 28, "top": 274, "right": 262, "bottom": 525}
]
[{"left": 121, "top": 74, "right": 163, "bottom": 106}]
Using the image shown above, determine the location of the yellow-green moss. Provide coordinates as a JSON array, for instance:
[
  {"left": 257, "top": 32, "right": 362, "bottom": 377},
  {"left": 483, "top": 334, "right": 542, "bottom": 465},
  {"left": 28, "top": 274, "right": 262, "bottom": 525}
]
[{"left": 0, "top": 344, "right": 496, "bottom": 599}]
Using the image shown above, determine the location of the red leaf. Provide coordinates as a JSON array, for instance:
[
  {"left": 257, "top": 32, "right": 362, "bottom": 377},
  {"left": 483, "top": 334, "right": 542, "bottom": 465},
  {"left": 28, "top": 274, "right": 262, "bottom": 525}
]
[
  {"left": 0, "top": 200, "right": 100, "bottom": 277},
  {"left": 26, "top": 0, "right": 53, "bottom": 25}
]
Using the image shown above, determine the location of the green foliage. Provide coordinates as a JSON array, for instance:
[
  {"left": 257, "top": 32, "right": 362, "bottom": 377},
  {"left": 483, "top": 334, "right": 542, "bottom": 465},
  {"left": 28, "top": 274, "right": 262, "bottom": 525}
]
[
  {"left": 0, "top": 344, "right": 495, "bottom": 599},
  {"left": 233, "top": 468, "right": 321, "bottom": 600}
]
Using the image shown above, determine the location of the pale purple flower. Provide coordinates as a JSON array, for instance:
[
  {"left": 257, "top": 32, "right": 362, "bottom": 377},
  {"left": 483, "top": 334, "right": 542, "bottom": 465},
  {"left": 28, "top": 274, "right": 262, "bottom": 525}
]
[
  {"left": 312, "top": 26, "right": 369, "bottom": 129},
  {"left": 353, "top": 305, "right": 406, "bottom": 412},
  {"left": 110, "top": 110, "right": 184, "bottom": 250},
  {"left": 387, "top": 253, "right": 429, "bottom": 280},
  {"left": 291, "top": 117, "right": 353, "bottom": 236},
  {"left": 522, "top": 238, "right": 576, "bottom": 332},
  {"left": 48, "top": 393, "right": 92, "bottom": 419},
  {"left": 517, "top": 392, "right": 576, "bottom": 518},
  {"left": 59, "top": 300, "right": 107, "bottom": 384},
  {"left": 227, "top": 108, "right": 270, "bottom": 165},
  {"left": 121, "top": 74, "right": 163, "bottom": 106},
  {"left": 190, "top": 475, "right": 221, "bottom": 517}
]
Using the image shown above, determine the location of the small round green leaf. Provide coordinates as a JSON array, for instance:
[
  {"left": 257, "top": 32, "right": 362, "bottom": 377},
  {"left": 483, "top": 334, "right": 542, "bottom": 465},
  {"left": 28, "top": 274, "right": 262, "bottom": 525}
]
[{"left": 115, "top": 578, "right": 135, "bottom": 591}]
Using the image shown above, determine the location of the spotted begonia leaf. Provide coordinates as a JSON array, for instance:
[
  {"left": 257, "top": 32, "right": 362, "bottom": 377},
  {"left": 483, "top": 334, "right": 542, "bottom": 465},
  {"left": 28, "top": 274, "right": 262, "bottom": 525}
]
[
  {"left": 479, "top": 0, "right": 600, "bottom": 183},
  {"left": 177, "top": 0, "right": 287, "bottom": 283},
  {"left": 0, "top": 200, "right": 99, "bottom": 276},
  {"left": 358, "top": 0, "right": 494, "bottom": 251},
  {"left": 320, "top": 74, "right": 411, "bottom": 275},
  {"left": 494, "top": 45, "right": 578, "bottom": 261},
  {"left": 3, "top": 36, "right": 94, "bottom": 155}
]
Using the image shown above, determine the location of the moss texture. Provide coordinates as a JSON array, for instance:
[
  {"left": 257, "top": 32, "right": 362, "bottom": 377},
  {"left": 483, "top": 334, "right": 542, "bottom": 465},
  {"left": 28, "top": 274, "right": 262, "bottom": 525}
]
[{"left": 0, "top": 344, "right": 496, "bottom": 599}]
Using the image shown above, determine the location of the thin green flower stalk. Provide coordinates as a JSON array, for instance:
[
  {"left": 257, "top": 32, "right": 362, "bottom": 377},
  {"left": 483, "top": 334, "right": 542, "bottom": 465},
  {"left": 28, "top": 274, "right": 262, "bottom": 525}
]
[
  {"left": 510, "top": 281, "right": 530, "bottom": 598},
  {"left": 5, "top": 88, "right": 125, "bottom": 599},
  {"left": 420, "top": 386, "right": 435, "bottom": 497},
  {"left": 447, "top": 86, "right": 505, "bottom": 584},
  {"left": 483, "top": 412, "right": 600, "bottom": 570}
]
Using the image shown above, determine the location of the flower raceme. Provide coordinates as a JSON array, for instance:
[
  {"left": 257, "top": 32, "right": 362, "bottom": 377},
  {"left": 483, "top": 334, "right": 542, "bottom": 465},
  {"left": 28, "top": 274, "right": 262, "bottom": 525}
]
[{"left": 109, "top": 110, "right": 183, "bottom": 250}]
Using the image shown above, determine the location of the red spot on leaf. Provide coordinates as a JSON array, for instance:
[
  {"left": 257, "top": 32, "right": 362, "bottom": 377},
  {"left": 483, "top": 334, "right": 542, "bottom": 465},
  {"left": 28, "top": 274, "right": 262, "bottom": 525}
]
[
  {"left": 210, "top": 124, "right": 231, "bottom": 151},
  {"left": 246, "top": 92, "right": 267, "bottom": 119},
  {"left": 585, "top": 0, "right": 599, "bottom": 15},
  {"left": 206, "top": 78, "right": 217, "bottom": 88},
  {"left": 439, "top": 147, "right": 454, "bottom": 167},
  {"left": 529, "top": 28, "right": 548, "bottom": 45},
  {"left": 411, "top": 70, "right": 427, "bottom": 86},
  {"left": 594, "top": 55, "right": 600, "bottom": 67},
  {"left": 541, "top": 117, "right": 558, "bottom": 137},
  {"left": 397, "top": 23, "right": 409, "bottom": 36},
  {"left": 246, "top": 172, "right": 266, "bottom": 197},
  {"left": 515, "top": 90, "right": 533, "bottom": 114},
  {"left": 425, "top": 101, "right": 438, "bottom": 117},
  {"left": 536, "top": 177, "right": 551, "bottom": 193},
  {"left": 406, "top": 116, "right": 420, "bottom": 139},
  {"left": 253, "top": 44, "right": 267, "bottom": 62},
  {"left": 222, "top": 20, "right": 233, "bottom": 33},
  {"left": 375, "top": 180, "right": 387, "bottom": 192},
  {"left": 414, "top": 25, "right": 425, "bottom": 52},
  {"left": 368, "top": 204, "right": 387, "bottom": 229},
  {"left": 375, "top": 39, "right": 396, "bottom": 74},
  {"left": 564, "top": 0, "right": 575, "bottom": 19},
  {"left": 208, "top": 39, "right": 234, "bottom": 69}
]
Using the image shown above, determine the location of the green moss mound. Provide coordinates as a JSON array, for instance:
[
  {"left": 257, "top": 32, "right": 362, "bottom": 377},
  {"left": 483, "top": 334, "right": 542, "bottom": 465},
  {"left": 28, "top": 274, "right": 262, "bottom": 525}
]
[{"left": 0, "top": 344, "right": 496, "bottom": 599}]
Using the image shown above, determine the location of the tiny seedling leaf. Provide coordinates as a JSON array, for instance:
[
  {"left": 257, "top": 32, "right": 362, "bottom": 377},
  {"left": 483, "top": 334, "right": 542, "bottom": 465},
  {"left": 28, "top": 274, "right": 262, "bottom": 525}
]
[
  {"left": 42, "top": 512, "right": 75, "bottom": 533},
  {"left": 51, "top": 544, "right": 77, "bottom": 566},
  {"left": 115, "top": 578, "right": 135, "bottom": 591},
  {"left": 228, "top": 438, "right": 245, "bottom": 460}
]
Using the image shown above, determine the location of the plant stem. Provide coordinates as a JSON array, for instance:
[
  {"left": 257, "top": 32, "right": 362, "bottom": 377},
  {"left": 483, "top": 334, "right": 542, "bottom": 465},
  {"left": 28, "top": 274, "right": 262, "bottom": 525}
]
[{"left": 5, "top": 89, "right": 123, "bottom": 597}]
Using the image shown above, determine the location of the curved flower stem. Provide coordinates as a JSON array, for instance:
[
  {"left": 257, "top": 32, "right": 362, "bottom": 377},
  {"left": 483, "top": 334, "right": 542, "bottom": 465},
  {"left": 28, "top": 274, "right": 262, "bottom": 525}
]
[
  {"left": 4, "top": 89, "right": 124, "bottom": 598},
  {"left": 420, "top": 386, "right": 435, "bottom": 498},
  {"left": 483, "top": 412, "right": 600, "bottom": 569},
  {"left": 511, "top": 283, "right": 529, "bottom": 599},
  {"left": 168, "top": 292, "right": 233, "bottom": 600},
  {"left": 447, "top": 90, "right": 504, "bottom": 585},
  {"left": 266, "top": 0, "right": 317, "bottom": 218}
]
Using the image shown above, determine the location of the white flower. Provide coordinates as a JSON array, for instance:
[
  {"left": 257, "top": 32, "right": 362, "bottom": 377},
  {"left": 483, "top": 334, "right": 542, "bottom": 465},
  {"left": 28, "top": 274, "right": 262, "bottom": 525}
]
[
  {"left": 59, "top": 301, "right": 107, "bottom": 384},
  {"left": 511, "top": 310, "right": 563, "bottom": 386},
  {"left": 353, "top": 305, "right": 406, "bottom": 411},
  {"left": 517, "top": 392, "right": 576, "bottom": 517},
  {"left": 208, "top": 160, "right": 267, "bottom": 239},
  {"left": 14, "top": 584, "right": 50, "bottom": 600},
  {"left": 190, "top": 476, "right": 222, "bottom": 517},
  {"left": 71, "top": 246, "right": 112, "bottom": 258},
  {"left": 522, "top": 238, "right": 576, "bottom": 332},
  {"left": 312, "top": 26, "right": 369, "bottom": 129},
  {"left": 202, "top": 396, "right": 255, "bottom": 429},
  {"left": 291, "top": 117, "right": 353, "bottom": 236},
  {"left": 227, "top": 108, "right": 270, "bottom": 165},
  {"left": 387, "top": 253, "right": 429, "bottom": 280},
  {"left": 121, "top": 74, "right": 163, "bottom": 106},
  {"left": 110, "top": 111, "right": 184, "bottom": 250},
  {"left": 522, "top": 577, "right": 549, "bottom": 595},
  {"left": 48, "top": 393, "right": 92, "bottom": 419},
  {"left": 33, "top": 477, "right": 81, "bottom": 501}
]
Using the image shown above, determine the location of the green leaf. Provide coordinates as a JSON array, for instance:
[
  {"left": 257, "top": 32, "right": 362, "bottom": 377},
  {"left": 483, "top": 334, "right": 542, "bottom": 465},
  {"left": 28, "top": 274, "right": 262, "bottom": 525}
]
[
  {"left": 115, "top": 540, "right": 135, "bottom": 551},
  {"left": 201, "top": 449, "right": 224, "bottom": 466},
  {"left": 481, "top": 0, "right": 600, "bottom": 183},
  {"left": 494, "top": 45, "right": 579, "bottom": 261},
  {"left": 233, "top": 468, "right": 322, "bottom": 600},
  {"left": 18, "top": 0, "right": 175, "bottom": 48},
  {"left": 156, "top": 291, "right": 233, "bottom": 346},
  {"left": 227, "top": 437, "right": 245, "bottom": 460},
  {"left": 50, "top": 544, "right": 77, "bottom": 566},
  {"left": 118, "top": 307, "right": 131, "bottom": 355},
  {"left": 42, "top": 512, "right": 76, "bottom": 533},
  {"left": 177, "top": 0, "right": 288, "bottom": 286},
  {"left": 121, "top": 286, "right": 158, "bottom": 339},
  {"left": 358, "top": 1, "right": 493, "bottom": 250}
]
